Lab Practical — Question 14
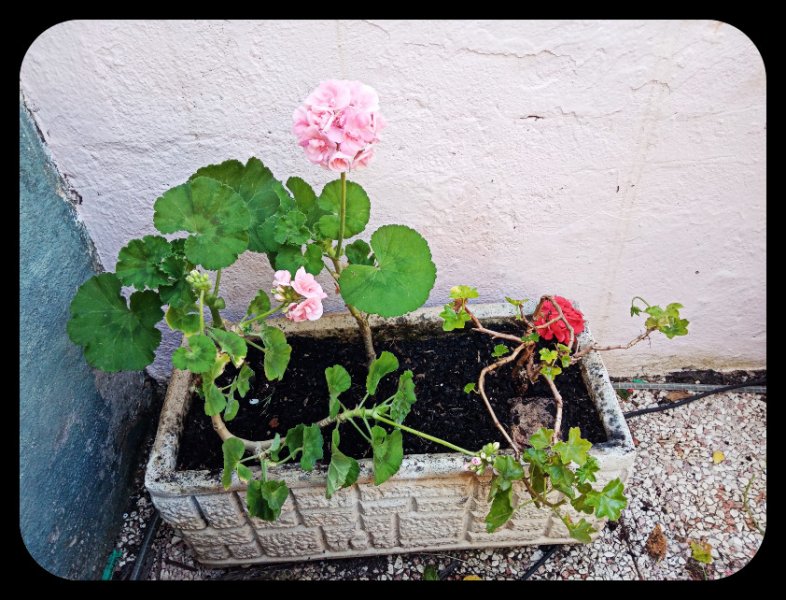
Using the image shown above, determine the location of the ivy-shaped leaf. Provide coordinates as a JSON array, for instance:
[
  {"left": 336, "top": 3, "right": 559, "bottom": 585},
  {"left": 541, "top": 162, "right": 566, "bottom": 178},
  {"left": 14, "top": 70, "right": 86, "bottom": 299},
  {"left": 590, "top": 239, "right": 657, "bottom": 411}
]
[
  {"left": 450, "top": 285, "right": 479, "bottom": 300},
  {"left": 115, "top": 235, "right": 173, "bottom": 289},
  {"left": 440, "top": 305, "right": 471, "bottom": 331},
  {"left": 492, "top": 344, "right": 510, "bottom": 358},
  {"left": 485, "top": 487, "right": 514, "bottom": 533},
  {"left": 463, "top": 382, "right": 477, "bottom": 394},
  {"left": 221, "top": 437, "right": 245, "bottom": 489},
  {"left": 172, "top": 334, "right": 216, "bottom": 373},
  {"left": 371, "top": 426, "right": 403, "bottom": 485},
  {"left": 553, "top": 427, "right": 592, "bottom": 466},
  {"left": 340, "top": 225, "right": 437, "bottom": 318},
  {"left": 260, "top": 326, "right": 291, "bottom": 381},
  {"left": 191, "top": 157, "right": 281, "bottom": 254},
  {"left": 246, "top": 479, "right": 290, "bottom": 521},
  {"left": 585, "top": 478, "right": 627, "bottom": 520},
  {"left": 153, "top": 176, "right": 250, "bottom": 270},
  {"left": 325, "top": 365, "right": 351, "bottom": 419},
  {"left": 565, "top": 516, "right": 597, "bottom": 543},
  {"left": 208, "top": 328, "right": 247, "bottom": 366},
  {"left": 390, "top": 370, "right": 416, "bottom": 424},
  {"left": 326, "top": 428, "right": 360, "bottom": 499},
  {"left": 546, "top": 458, "right": 576, "bottom": 498},
  {"left": 576, "top": 455, "right": 600, "bottom": 484},
  {"left": 67, "top": 274, "right": 163, "bottom": 372},
  {"left": 366, "top": 351, "right": 399, "bottom": 395},
  {"left": 316, "top": 180, "right": 371, "bottom": 239},
  {"left": 528, "top": 428, "right": 554, "bottom": 450},
  {"left": 345, "top": 239, "right": 375, "bottom": 266}
]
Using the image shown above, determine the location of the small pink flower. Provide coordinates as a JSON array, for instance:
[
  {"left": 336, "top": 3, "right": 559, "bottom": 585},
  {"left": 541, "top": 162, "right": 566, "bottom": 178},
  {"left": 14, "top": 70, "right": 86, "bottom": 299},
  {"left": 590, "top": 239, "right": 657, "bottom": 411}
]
[
  {"left": 291, "top": 267, "right": 328, "bottom": 300},
  {"left": 471, "top": 456, "right": 482, "bottom": 466},
  {"left": 353, "top": 147, "right": 375, "bottom": 169},
  {"left": 286, "top": 297, "right": 324, "bottom": 322},
  {"left": 327, "top": 152, "right": 353, "bottom": 173},
  {"left": 273, "top": 270, "right": 292, "bottom": 287}
]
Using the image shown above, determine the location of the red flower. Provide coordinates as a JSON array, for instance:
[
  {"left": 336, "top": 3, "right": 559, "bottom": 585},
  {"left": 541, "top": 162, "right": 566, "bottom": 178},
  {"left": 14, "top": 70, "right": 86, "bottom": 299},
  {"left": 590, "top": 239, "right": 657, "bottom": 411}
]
[{"left": 534, "top": 296, "right": 585, "bottom": 345}]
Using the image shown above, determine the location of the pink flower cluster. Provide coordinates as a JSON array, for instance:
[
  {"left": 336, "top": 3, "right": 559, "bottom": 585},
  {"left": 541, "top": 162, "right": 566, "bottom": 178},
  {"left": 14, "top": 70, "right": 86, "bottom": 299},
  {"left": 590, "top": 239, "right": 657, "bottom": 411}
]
[
  {"left": 292, "top": 79, "right": 386, "bottom": 172},
  {"left": 273, "top": 267, "right": 328, "bottom": 323}
]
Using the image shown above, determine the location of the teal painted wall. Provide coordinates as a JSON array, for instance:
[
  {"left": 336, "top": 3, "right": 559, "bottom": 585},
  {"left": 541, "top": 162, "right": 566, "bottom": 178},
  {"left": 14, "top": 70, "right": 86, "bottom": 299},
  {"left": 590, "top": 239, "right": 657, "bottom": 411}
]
[{"left": 19, "top": 102, "right": 154, "bottom": 579}]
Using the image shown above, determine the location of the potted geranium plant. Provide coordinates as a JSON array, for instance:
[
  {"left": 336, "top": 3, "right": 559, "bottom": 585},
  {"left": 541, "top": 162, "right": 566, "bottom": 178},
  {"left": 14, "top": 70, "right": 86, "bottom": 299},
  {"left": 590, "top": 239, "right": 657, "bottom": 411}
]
[{"left": 68, "top": 80, "right": 688, "bottom": 565}]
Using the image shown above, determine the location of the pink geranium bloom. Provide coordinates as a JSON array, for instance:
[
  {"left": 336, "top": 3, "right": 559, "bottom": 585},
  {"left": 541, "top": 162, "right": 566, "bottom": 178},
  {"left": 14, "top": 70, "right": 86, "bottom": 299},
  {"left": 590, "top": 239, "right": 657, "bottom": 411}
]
[
  {"left": 291, "top": 267, "right": 328, "bottom": 300},
  {"left": 286, "top": 297, "right": 324, "bottom": 322},
  {"left": 273, "top": 270, "right": 292, "bottom": 287},
  {"left": 293, "top": 79, "right": 385, "bottom": 171}
]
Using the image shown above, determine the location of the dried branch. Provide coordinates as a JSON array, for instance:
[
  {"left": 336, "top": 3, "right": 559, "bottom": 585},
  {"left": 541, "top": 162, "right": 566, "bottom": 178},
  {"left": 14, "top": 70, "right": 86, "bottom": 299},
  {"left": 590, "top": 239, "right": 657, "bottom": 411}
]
[
  {"left": 463, "top": 303, "right": 525, "bottom": 344},
  {"left": 543, "top": 375, "right": 564, "bottom": 445},
  {"left": 571, "top": 329, "right": 653, "bottom": 363},
  {"left": 477, "top": 343, "right": 528, "bottom": 457}
]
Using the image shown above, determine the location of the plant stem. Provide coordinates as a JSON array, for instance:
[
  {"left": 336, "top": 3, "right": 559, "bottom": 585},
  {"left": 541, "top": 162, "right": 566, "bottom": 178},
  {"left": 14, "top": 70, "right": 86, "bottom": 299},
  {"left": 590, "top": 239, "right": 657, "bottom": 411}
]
[
  {"left": 239, "top": 302, "right": 287, "bottom": 327},
  {"left": 345, "top": 417, "right": 373, "bottom": 443},
  {"left": 198, "top": 290, "right": 205, "bottom": 334},
  {"left": 336, "top": 171, "right": 347, "bottom": 260},
  {"left": 372, "top": 414, "right": 475, "bottom": 456},
  {"left": 209, "top": 305, "right": 224, "bottom": 330},
  {"left": 213, "top": 269, "right": 222, "bottom": 295}
]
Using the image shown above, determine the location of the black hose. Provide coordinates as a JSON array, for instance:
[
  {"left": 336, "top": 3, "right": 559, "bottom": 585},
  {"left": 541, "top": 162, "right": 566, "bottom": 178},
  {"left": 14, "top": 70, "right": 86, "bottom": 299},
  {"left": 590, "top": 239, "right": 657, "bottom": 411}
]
[
  {"left": 623, "top": 378, "right": 766, "bottom": 419},
  {"left": 129, "top": 510, "right": 162, "bottom": 581},
  {"left": 519, "top": 545, "right": 559, "bottom": 580}
]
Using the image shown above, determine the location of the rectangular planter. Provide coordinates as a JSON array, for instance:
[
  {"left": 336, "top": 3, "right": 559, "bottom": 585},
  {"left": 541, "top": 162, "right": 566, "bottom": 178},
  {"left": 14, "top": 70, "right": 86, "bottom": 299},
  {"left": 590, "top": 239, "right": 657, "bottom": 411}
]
[{"left": 145, "top": 303, "right": 636, "bottom": 566}]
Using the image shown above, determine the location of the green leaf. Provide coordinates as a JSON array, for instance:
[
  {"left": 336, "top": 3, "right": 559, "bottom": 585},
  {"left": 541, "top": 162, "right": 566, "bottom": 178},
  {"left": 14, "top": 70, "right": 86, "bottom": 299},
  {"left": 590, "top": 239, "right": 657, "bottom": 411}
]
[
  {"left": 340, "top": 225, "right": 437, "bottom": 318},
  {"left": 492, "top": 344, "right": 510, "bottom": 358},
  {"left": 221, "top": 437, "right": 245, "bottom": 489},
  {"left": 191, "top": 157, "right": 281, "bottom": 254},
  {"left": 546, "top": 459, "right": 576, "bottom": 498},
  {"left": 67, "top": 274, "right": 164, "bottom": 372},
  {"left": 463, "top": 382, "right": 477, "bottom": 394},
  {"left": 565, "top": 517, "right": 596, "bottom": 543},
  {"left": 246, "top": 479, "right": 289, "bottom": 521},
  {"left": 522, "top": 447, "right": 549, "bottom": 470},
  {"left": 260, "top": 326, "right": 291, "bottom": 381},
  {"left": 690, "top": 540, "right": 713, "bottom": 565},
  {"left": 528, "top": 428, "right": 554, "bottom": 450},
  {"left": 236, "top": 463, "right": 253, "bottom": 483},
  {"left": 505, "top": 296, "right": 526, "bottom": 307},
  {"left": 316, "top": 180, "right": 371, "bottom": 239},
  {"left": 269, "top": 433, "right": 282, "bottom": 462},
  {"left": 553, "top": 427, "right": 592, "bottom": 466},
  {"left": 203, "top": 381, "right": 228, "bottom": 416},
  {"left": 522, "top": 332, "right": 540, "bottom": 343},
  {"left": 450, "top": 285, "right": 479, "bottom": 300},
  {"left": 158, "top": 243, "right": 196, "bottom": 308},
  {"left": 530, "top": 464, "right": 546, "bottom": 494},
  {"left": 206, "top": 353, "right": 231, "bottom": 383},
  {"left": 585, "top": 478, "right": 627, "bottom": 520},
  {"left": 371, "top": 426, "right": 404, "bottom": 485},
  {"left": 115, "top": 235, "right": 173, "bottom": 289},
  {"left": 630, "top": 305, "right": 642, "bottom": 317},
  {"left": 576, "top": 455, "right": 600, "bottom": 484},
  {"left": 539, "top": 348, "right": 558, "bottom": 363},
  {"left": 366, "top": 351, "right": 399, "bottom": 395},
  {"left": 165, "top": 303, "right": 201, "bottom": 335},
  {"left": 208, "top": 328, "right": 247, "bottom": 366},
  {"left": 541, "top": 365, "right": 562, "bottom": 380},
  {"left": 300, "top": 424, "right": 324, "bottom": 471},
  {"left": 235, "top": 364, "right": 254, "bottom": 398},
  {"left": 172, "top": 334, "right": 216, "bottom": 373},
  {"left": 325, "top": 365, "right": 351, "bottom": 419},
  {"left": 274, "top": 243, "right": 324, "bottom": 276},
  {"left": 247, "top": 290, "right": 271, "bottom": 316},
  {"left": 423, "top": 565, "right": 439, "bottom": 581},
  {"left": 273, "top": 209, "right": 310, "bottom": 246},
  {"left": 284, "top": 424, "right": 304, "bottom": 459},
  {"left": 494, "top": 455, "right": 525, "bottom": 481},
  {"left": 440, "top": 305, "right": 471, "bottom": 331},
  {"left": 390, "top": 370, "right": 416, "bottom": 424},
  {"left": 153, "top": 176, "right": 250, "bottom": 269},
  {"left": 326, "top": 429, "right": 360, "bottom": 499},
  {"left": 224, "top": 398, "right": 240, "bottom": 422},
  {"left": 485, "top": 487, "right": 514, "bottom": 533},
  {"left": 345, "top": 239, "right": 375, "bottom": 266},
  {"left": 286, "top": 176, "right": 326, "bottom": 229}
]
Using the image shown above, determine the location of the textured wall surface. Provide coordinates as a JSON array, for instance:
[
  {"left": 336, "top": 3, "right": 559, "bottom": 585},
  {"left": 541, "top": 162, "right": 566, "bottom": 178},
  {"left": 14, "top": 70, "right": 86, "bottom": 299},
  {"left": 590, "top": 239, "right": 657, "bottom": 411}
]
[
  {"left": 19, "top": 104, "right": 155, "bottom": 579},
  {"left": 20, "top": 20, "right": 766, "bottom": 378}
]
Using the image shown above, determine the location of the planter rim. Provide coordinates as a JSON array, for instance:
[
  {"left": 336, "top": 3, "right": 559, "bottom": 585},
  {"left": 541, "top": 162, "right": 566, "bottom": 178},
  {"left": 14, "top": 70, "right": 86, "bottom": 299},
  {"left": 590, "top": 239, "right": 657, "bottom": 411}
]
[{"left": 146, "top": 302, "right": 635, "bottom": 497}]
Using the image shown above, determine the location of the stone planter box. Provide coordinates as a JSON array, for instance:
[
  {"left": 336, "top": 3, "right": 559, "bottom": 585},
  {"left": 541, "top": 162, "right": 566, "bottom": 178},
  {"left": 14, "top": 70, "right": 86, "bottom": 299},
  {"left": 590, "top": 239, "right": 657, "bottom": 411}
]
[{"left": 145, "top": 303, "right": 636, "bottom": 566}]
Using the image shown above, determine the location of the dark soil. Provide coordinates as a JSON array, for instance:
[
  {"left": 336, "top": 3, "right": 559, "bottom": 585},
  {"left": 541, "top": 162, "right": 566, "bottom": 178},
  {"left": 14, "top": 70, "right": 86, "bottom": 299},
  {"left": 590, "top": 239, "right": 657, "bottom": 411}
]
[
  {"left": 177, "top": 320, "right": 607, "bottom": 471},
  {"left": 664, "top": 369, "right": 766, "bottom": 386}
]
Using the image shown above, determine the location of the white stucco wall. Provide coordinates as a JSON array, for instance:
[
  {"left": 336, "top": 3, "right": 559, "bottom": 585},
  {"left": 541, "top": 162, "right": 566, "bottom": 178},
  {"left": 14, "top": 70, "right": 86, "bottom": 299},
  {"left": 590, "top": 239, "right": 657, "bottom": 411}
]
[{"left": 21, "top": 20, "right": 765, "bottom": 379}]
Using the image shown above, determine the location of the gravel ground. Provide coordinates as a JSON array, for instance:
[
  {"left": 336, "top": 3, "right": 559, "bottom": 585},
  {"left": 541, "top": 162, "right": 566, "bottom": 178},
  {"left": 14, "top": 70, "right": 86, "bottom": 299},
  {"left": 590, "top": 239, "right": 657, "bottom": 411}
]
[{"left": 110, "top": 372, "right": 766, "bottom": 581}]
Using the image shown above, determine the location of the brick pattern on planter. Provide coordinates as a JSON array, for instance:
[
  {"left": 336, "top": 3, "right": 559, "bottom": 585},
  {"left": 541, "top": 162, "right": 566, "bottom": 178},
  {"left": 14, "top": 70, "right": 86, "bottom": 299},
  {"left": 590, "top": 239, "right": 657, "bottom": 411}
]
[{"left": 150, "top": 462, "right": 630, "bottom": 564}]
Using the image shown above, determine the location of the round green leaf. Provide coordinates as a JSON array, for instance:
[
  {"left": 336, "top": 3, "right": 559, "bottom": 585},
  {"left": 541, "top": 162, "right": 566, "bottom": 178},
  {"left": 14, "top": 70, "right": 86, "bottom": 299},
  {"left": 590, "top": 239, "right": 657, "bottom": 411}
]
[
  {"left": 286, "top": 176, "right": 326, "bottom": 229},
  {"left": 172, "top": 334, "right": 217, "bottom": 373},
  {"left": 316, "top": 180, "right": 370, "bottom": 239},
  {"left": 67, "top": 273, "right": 163, "bottom": 372},
  {"left": 340, "top": 225, "right": 437, "bottom": 317},
  {"left": 274, "top": 243, "right": 324, "bottom": 276},
  {"left": 153, "top": 176, "right": 250, "bottom": 270},
  {"left": 115, "top": 235, "right": 173, "bottom": 289}
]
